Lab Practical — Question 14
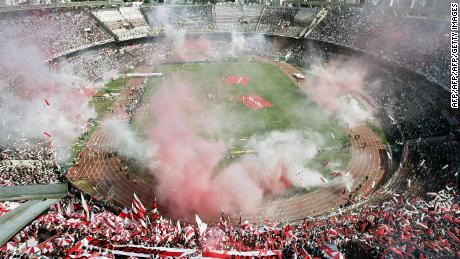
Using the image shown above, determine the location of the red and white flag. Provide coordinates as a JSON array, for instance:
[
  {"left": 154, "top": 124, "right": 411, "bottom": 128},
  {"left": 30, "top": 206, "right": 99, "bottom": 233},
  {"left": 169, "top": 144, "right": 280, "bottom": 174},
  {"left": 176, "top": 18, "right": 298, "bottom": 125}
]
[
  {"left": 130, "top": 193, "right": 149, "bottom": 229},
  {"left": 175, "top": 220, "right": 182, "bottom": 234},
  {"left": 151, "top": 197, "right": 159, "bottom": 220},
  {"left": 132, "top": 193, "right": 147, "bottom": 215},
  {"left": 184, "top": 226, "right": 195, "bottom": 241},
  {"left": 131, "top": 204, "right": 148, "bottom": 229},
  {"left": 321, "top": 243, "right": 345, "bottom": 259},
  {"left": 195, "top": 214, "right": 207, "bottom": 236},
  {"left": 80, "top": 193, "right": 90, "bottom": 222}
]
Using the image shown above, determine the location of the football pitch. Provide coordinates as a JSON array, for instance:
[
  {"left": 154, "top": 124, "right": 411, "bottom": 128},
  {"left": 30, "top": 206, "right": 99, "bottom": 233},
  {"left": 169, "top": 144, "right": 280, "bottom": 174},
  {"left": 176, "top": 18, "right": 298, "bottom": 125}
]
[{"left": 131, "top": 61, "right": 351, "bottom": 178}]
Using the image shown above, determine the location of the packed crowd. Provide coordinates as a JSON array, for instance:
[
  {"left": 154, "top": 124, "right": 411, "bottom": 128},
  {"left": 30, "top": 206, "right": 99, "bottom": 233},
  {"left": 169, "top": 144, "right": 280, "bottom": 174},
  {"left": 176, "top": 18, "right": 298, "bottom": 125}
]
[
  {"left": 258, "top": 7, "right": 305, "bottom": 37},
  {"left": 368, "top": 17, "right": 450, "bottom": 88},
  {"left": 0, "top": 140, "right": 53, "bottom": 161},
  {"left": 0, "top": 140, "right": 62, "bottom": 186},
  {"left": 58, "top": 37, "right": 298, "bottom": 84},
  {"left": 0, "top": 9, "right": 111, "bottom": 59},
  {"left": 309, "top": 5, "right": 450, "bottom": 87},
  {"left": 0, "top": 160, "right": 61, "bottom": 186},
  {"left": 59, "top": 40, "right": 174, "bottom": 83},
  {"left": 1, "top": 184, "right": 458, "bottom": 258},
  {"left": 406, "top": 139, "right": 460, "bottom": 191},
  {"left": 145, "top": 4, "right": 310, "bottom": 37},
  {"left": 61, "top": 46, "right": 139, "bottom": 83},
  {"left": 360, "top": 49, "right": 455, "bottom": 141},
  {"left": 377, "top": 136, "right": 459, "bottom": 209}
]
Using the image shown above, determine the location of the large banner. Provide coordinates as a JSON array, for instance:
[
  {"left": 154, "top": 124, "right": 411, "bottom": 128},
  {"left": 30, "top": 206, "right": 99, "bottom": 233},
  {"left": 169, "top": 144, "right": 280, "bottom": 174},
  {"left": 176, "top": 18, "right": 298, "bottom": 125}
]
[{"left": 69, "top": 238, "right": 282, "bottom": 258}]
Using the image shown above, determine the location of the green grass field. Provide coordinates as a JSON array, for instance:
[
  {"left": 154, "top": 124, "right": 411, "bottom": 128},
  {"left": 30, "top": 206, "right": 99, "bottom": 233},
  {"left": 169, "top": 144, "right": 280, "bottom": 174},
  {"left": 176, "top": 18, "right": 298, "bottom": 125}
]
[{"left": 132, "top": 61, "right": 352, "bottom": 177}]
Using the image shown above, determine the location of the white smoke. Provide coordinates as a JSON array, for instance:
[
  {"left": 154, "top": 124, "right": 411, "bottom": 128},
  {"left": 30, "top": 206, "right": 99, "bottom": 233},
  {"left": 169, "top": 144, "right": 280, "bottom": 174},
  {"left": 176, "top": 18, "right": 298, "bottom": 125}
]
[
  {"left": 241, "top": 130, "right": 325, "bottom": 191},
  {"left": 0, "top": 28, "right": 95, "bottom": 162},
  {"left": 103, "top": 118, "right": 158, "bottom": 166},
  {"left": 303, "top": 59, "right": 374, "bottom": 127},
  {"left": 336, "top": 95, "right": 373, "bottom": 127},
  {"left": 226, "top": 32, "right": 268, "bottom": 57}
]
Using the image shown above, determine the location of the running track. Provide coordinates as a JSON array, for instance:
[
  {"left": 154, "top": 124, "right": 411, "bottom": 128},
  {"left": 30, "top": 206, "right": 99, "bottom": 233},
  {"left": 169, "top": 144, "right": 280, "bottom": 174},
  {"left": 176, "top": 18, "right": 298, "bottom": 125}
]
[{"left": 67, "top": 66, "right": 156, "bottom": 208}]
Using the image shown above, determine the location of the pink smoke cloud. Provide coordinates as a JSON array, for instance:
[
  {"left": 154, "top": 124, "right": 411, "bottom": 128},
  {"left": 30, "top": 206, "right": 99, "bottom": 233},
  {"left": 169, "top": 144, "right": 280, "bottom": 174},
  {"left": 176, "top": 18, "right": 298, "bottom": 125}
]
[
  {"left": 143, "top": 76, "right": 334, "bottom": 220},
  {"left": 306, "top": 60, "right": 365, "bottom": 111},
  {"left": 169, "top": 36, "right": 215, "bottom": 62},
  {"left": 145, "top": 76, "right": 261, "bottom": 219}
]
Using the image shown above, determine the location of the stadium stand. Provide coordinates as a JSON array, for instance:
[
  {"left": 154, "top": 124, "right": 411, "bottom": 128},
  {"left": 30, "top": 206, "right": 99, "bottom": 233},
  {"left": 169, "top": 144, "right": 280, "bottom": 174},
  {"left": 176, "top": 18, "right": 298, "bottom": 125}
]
[
  {"left": 407, "top": 139, "right": 460, "bottom": 192},
  {"left": 92, "top": 8, "right": 151, "bottom": 41},
  {"left": 0, "top": 9, "right": 112, "bottom": 58},
  {"left": 144, "top": 4, "right": 214, "bottom": 33},
  {"left": 214, "top": 3, "right": 242, "bottom": 32},
  {"left": 308, "top": 5, "right": 450, "bottom": 87},
  {"left": 257, "top": 7, "right": 304, "bottom": 37},
  {"left": 1, "top": 185, "right": 459, "bottom": 257},
  {"left": 1, "top": 140, "right": 63, "bottom": 186}
]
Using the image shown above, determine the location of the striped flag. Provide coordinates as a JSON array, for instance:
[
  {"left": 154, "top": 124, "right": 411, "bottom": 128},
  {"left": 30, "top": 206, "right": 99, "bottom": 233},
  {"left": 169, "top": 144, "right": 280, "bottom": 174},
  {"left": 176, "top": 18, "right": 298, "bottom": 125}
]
[
  {"left": 80, "top": 193, "right": 90, "bottom": 222},
  {"left": 184, "top": 226, "right": 195, "bottom": 241},
  {"left": 131, "top": 204, "right": 148, "bottom": 229},
  {"left": 131, "top": 193, "right": 149, "bottom": 229},
  {"left": 151, "top": 197, "right": 159, "bottom": 220},
  {"left": 132, "top": 193, "right": 147, "bottom": 215}
]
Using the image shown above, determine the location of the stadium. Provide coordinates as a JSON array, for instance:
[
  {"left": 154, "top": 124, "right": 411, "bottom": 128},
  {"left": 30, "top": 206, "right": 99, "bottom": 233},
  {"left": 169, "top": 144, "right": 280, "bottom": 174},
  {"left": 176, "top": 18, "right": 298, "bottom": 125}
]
[{"left": 0, "top": 0, "right": 458, "bottom": 258}]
